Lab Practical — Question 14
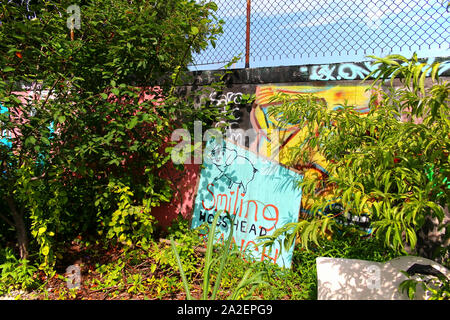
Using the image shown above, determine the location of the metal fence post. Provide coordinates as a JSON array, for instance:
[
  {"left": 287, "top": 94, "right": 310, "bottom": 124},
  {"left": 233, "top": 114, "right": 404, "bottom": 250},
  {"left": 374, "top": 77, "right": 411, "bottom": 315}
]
[{"left": 245, "top": 0, "right": 251, "bottom": 68}]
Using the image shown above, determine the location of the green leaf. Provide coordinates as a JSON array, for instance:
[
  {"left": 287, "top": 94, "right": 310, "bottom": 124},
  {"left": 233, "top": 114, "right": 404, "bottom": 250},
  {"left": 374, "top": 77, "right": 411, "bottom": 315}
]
[
  {"left": 406, "top": 228, "right": 417, "bottom": 250},
  {"left": 58, "top": 115, "right": 66, "bottom": 123},
  {"left": 206, "top": 2, "right": 218, "bottom": 11},
  {"left": 190, "top": 26, "right": 199, "bottom": 35},
  {"left": 399, "top": 279, "right": 418, "bottom": 300},
  {"left": 418, "top": 66, "right": 429, "bottom": 95},
  {"left": 385, "top": 226, "right": 392, "bottom": 246},
  {"left": 38, "top": 226, "right": 47, "bottom": 235},
  {"left": 354, "top": 191, "right": 362, "bottom": 209},
  {"left": 25, "top": 136, "right": 37, "bottom": 146},
  {"left": 2, "top": 67, "right": 15, "bottom": 73},
  {"left": 126, "top": 117, "right": 138, "bottom": 130},
  {"left": 412, "top": 63, "right": 426, "bottom": 87},
  {"left": 430, "top": 62, "right": 441, "bottom": 82},
  {"left": 41, "top": 246, "right": 50, "bottom": 256},
  {"left": 170, "top": 237, "right": 193, "bottom": 300},
  {"left": 111, "top": 88, "right": 120, "bottom": 96},
  {"left": 384, "top": 54, "right": 409, "bottom": 63}
]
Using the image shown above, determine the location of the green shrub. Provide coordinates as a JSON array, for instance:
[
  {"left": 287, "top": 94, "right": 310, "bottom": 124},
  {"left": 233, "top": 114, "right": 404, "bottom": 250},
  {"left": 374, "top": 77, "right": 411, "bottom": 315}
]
[
  {"left": 171, "top": 211, "right": 267, "bottom": 300},
  {"left": 0, "top": 0, "right": 224, "bottom": 270},
  {"left": 0, "top": 248, "right": 41, "bottom": 295},
  {"left": 266, "top": 54, "right": 449, "bottom": 259}
]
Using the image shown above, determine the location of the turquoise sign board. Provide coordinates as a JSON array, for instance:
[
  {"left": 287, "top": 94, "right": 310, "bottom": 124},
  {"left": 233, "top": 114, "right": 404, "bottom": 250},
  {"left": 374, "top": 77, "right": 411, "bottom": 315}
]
[{"left": 191, "top": 138, "right": 303, "bottom": 268}]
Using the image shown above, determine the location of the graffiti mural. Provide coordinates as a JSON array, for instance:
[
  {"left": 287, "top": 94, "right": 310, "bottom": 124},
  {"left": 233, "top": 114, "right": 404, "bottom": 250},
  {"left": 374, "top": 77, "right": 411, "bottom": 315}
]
[
  {"left": 247, "top": 84, "right": 374, "bottom": 231},
  {"left": 299, "top": 57, "right": 450, "bottom": 81},
  {"left": 0, "top": 103, "right": 12, "bottom": 148},
  {"left": 250, "top": 84, "right": 372, "bottom": 161},
  {"left": 300, "top": 62, "right": 377, "bottom": 81},
  {"left": 191, "top": 138, "right": 303, "bottom": 268},
  {"left": 209, "top": 91, "right": 244, "bottom": 129},
  {"left": 207, "top": 142, "right": 258, "bottom": 194},
  {"left": 172, "top": 59, "right": 449, "bottom": 240}
]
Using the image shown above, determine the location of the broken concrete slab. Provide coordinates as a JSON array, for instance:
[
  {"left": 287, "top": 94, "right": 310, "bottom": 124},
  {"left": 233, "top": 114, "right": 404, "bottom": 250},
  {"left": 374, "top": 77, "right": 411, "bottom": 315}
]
[{"left": 316, "top": 256, "right": 449, "bottom": 300}]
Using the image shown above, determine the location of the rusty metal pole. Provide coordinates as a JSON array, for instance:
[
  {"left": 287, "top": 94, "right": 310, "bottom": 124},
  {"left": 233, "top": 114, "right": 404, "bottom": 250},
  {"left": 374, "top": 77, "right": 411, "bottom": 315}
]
[{"left": 245, "top": 0, "right": 251, "bottom": 68}]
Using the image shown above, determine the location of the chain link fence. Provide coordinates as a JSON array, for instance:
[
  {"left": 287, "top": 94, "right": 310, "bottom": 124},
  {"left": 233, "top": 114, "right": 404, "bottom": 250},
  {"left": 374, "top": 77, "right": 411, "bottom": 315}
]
[{"left": 190, "top": 0, "right": 450, "bottom": 70}]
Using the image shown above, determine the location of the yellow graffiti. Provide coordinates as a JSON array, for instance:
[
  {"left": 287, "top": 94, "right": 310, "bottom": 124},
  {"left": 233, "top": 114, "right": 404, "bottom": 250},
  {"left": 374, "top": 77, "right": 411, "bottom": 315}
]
[
  {"left": 255, "top": 85, "right": 371, "bottom": 112},
  {"left": 251, "top": 84, "right": 373, "bottom": 216}
]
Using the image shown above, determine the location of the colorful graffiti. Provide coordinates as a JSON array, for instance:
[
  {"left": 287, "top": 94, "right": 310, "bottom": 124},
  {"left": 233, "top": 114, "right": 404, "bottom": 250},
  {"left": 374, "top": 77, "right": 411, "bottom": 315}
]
[
  {"left": 0, "top": 103, "right": 12, "bottom": 148},
  {"left": 191, "top": 138, "right": 302, "bottom": 268},
  {"left": 299, "top": 57, "right": 450, "bottom": 81},
  {"left": 208, "top": 91, "right": 245, "bottom": 130},
  {"left": 300, "top": 62, "right": 377, "bottom": 81},
  {"left": 250, "top": 84, "right": 372, "bottom": 161},
  {"left": 249, "top": 84, "right": 373, "bottom": 227},
  {"left": 0, "top": 92, "right": 38, "bottom": 149}
]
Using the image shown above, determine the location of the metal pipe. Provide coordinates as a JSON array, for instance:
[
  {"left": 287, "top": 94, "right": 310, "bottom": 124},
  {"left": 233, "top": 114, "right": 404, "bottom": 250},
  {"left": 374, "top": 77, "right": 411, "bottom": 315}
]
[{"left": 245, "top": 0, "right": 251, "bottom": 68}]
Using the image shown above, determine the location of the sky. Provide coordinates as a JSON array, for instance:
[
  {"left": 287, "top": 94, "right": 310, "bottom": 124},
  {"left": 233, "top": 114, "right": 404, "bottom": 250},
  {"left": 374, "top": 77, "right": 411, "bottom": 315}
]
[{"left": 189, "top": 0, "right": 450, "bottom": 71}]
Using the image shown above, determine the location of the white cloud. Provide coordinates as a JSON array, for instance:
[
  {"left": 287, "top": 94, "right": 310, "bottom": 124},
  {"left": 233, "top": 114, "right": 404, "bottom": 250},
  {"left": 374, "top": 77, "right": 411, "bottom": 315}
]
[
  {"left": 274, "top": 0, "right": 444, "bottom": 30},
  {"left": 202, "top": 0, "right": 448, "bottom": 31}
]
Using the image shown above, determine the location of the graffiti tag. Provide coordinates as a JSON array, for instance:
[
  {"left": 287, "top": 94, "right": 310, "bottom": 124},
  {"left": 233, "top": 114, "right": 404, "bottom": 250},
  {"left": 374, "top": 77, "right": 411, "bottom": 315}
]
[
  {"left": 209, "top": 91, "right": 243, "bottom": 128},
  {"left": 301, "top": 62, "right": 378, "bottom": 81},
  {"left": 301, "top": 57, "right": 450, "bottom": 81}
]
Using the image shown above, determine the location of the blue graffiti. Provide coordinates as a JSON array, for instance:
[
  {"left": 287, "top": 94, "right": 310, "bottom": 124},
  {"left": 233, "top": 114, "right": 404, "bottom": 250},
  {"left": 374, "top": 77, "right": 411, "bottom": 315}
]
[
  {"left": 306, "top": 61, "right": 378, "bottom": 81},
  {"left": 0, "top": 103, "right": 12, "bottom": 148},
  {"left": 0, "top": 102, "right": 55, "bottom": 150},
  {"left": 304, "top": 57, "right": 450, "bottom": 81}
]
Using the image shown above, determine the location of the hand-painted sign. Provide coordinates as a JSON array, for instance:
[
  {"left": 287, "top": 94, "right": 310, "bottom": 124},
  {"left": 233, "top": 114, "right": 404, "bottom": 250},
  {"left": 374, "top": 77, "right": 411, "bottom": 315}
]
[{"left": 191, "top": 138, "right": 303, "bottom": 268}]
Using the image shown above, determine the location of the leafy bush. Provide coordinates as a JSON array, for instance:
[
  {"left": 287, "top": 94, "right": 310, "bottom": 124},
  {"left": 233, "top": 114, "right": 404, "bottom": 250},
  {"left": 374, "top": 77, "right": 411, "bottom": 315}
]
[
  {"left": 171, "top": 211, "right": 267, "bottom": 300},
  {"left": 266, "top": 54, "right": 449, "bottom": 260},
  {"left": 0, "top": 0, "right": 224, "bottom": 270},
  {"left": 165, "top": 215, "right": 205, "bottom": 276},
  {"left": 0, "top": 248, "right": 41, "bottom": 295},
  {"left": 399, "top": 271, "right": 449, "bottom": 300}
]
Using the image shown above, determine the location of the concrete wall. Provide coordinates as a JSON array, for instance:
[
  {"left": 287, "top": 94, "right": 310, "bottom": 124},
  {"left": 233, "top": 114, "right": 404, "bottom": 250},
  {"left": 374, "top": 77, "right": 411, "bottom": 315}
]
[{"left": 184, "top": 56, "right": 450, "bottom": 130}]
